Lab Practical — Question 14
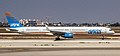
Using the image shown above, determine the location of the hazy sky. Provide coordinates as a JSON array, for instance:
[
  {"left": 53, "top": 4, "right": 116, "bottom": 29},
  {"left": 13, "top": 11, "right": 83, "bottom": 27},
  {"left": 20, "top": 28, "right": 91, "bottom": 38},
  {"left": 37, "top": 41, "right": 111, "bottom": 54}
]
[{"left": 0, "top": 0, "right": 120, "bottom": 23}]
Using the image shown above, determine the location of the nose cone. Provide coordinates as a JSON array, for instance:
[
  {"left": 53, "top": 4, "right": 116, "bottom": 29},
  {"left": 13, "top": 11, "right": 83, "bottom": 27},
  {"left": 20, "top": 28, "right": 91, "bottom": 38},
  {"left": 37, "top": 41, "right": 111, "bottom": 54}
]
[{"left": 108, "top": 31, "right": 115, "bottom": 34}]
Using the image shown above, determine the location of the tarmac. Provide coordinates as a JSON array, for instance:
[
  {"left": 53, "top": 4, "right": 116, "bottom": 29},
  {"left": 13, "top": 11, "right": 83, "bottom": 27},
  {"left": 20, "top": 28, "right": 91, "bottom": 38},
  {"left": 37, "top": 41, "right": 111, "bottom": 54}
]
[
  {"left": 0, "top": 48, "right": 120, "bottom": 56},
  {"left": 0, "top": 39, "right": 120, "bottom": 56},
  {"left": 0, "top": 39, "right": 120, "bottom": 49}
]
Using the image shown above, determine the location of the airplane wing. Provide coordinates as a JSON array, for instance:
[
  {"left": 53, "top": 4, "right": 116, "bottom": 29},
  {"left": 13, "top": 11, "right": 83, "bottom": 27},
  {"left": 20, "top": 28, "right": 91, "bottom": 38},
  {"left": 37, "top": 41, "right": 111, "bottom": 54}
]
[
  {"left": 5, "top": 28, "right": 27, "bottom": 35},
  {"left": 45, "top": 25, "right": 74, "bottom": 40},
  {"left": 45, "top": 25, "right": 66, "bottom": 35},
  {"left": 5, "top": 28, "right": 18, "bottom": 33}
]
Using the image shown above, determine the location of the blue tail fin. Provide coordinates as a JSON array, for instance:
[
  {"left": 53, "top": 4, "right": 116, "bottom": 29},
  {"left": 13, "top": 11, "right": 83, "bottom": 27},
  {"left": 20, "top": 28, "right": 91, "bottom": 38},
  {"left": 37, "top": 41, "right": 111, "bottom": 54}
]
[
  {"left": 6, "top": 16, "right": 23, "bottom": 28},
  {"left": 6, "top": 16, "right": 24, "bottom": 28}
]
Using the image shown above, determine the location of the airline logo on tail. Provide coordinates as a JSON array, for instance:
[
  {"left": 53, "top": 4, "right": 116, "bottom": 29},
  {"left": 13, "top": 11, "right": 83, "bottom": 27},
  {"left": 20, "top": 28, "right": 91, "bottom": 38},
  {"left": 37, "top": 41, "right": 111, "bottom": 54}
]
[
  {"left": 5, "top": 12, "right": 23, "bottom": 28},
  {"left": 10, "top": 23, "right": 20, "bottom": 27}
]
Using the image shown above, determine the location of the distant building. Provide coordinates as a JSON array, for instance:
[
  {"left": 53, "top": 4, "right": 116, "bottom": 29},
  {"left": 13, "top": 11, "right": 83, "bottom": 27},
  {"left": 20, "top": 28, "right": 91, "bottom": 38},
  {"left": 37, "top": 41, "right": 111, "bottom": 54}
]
[
  {"left": 36, "top": 19, "right": 44, "bottom": 26},
  {"left": 17, "top": 18, "right": 120, "bottom": 27},
  {"left": 19, "top": 19, "right": 29, "bottom": 26},
  {"left": 19, "top": 19, "right": 44, "bottom": 26}
]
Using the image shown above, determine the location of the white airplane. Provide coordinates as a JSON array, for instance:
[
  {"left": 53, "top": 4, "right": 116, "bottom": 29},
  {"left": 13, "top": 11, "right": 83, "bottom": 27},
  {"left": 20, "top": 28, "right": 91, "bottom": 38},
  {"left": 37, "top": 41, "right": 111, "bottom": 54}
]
[{"left": 5, "top": 12, "right": 115, "bottom": 40}]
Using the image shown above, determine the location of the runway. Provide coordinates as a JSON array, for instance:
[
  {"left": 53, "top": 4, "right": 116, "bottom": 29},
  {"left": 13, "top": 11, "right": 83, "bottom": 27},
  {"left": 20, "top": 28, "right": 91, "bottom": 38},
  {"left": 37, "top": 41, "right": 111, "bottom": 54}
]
[
  {"left": 0, "top": 39, "right": 120, "bottom": 56},
  {"left": 0, "top": 39, "right": 120, "bottom": 49},
  {"left": 0, "top": 48, "right": 120, "bottom": 56}
]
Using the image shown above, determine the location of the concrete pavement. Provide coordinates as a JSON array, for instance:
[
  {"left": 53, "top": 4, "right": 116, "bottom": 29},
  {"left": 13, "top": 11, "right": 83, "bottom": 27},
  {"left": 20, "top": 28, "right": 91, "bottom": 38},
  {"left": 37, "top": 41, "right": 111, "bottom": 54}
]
[
  {"left": 0, "top": 39, "right": 120, "bottom": 49},
  {"left": 0, "top": 48, "right": 120, "bottom": 56}
]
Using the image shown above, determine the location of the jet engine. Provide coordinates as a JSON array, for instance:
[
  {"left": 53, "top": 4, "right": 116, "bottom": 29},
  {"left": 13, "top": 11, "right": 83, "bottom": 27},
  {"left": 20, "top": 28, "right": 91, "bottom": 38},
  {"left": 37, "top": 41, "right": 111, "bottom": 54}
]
[{"left": 62, "top": 32, "right": 73, "bottom": 38}]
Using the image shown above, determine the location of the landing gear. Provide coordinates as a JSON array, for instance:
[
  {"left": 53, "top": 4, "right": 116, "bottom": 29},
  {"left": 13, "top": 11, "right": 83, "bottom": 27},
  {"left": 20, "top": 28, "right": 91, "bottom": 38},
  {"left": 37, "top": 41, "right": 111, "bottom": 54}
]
[
  {"left": 54, "top": 36, "right": 61, "bottom": 41},
  {"left": 102, "top": 35, "right": 105, "bottom": 40},
  {"left": 55, "top": 38, "right": 61, "bottom": 40}
]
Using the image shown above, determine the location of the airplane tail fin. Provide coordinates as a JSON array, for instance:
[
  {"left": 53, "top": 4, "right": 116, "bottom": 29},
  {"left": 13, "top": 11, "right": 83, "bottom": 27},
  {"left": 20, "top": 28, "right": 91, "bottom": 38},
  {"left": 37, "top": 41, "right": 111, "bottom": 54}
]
[{"left": 5, "top": 12, "right": 23, "bottom": 28}]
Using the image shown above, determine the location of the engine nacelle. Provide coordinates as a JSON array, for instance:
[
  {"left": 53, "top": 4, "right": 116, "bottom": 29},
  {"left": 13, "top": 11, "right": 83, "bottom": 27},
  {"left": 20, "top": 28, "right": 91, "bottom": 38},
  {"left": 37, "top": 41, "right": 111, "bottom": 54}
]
[
  {"left": 88, "top": 29, "right": 101, "bottom": 34},
  {"left": 63, "top": 33, "right": 73, "bottom": 38}
]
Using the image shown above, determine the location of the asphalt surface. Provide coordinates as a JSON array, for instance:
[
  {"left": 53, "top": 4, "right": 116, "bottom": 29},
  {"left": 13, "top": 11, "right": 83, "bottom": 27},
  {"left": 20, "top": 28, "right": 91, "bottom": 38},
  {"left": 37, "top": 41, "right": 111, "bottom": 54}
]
[
  {"left": 0, "top": 39, "right": 120, "bottom": 50},
  {"left": 0, "top": 39, "right": 120, "bottom": 56},
  {"left": 0, "top": 48, "right": 120, "bottom": 56}
]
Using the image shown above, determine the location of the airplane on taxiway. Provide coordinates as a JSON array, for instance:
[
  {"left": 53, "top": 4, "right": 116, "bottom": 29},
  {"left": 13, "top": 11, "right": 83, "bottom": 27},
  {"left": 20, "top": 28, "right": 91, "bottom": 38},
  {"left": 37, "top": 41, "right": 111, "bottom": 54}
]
[{"left": 5, "top": 12, "right": 115, "bottom": 40}]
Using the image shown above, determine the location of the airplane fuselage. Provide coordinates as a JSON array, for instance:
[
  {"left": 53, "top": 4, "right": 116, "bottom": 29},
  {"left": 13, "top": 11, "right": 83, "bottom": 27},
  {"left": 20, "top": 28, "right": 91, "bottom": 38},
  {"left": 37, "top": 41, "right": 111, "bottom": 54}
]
[{"left": 9, "top": 26, "right": 115, "bottom": 35}]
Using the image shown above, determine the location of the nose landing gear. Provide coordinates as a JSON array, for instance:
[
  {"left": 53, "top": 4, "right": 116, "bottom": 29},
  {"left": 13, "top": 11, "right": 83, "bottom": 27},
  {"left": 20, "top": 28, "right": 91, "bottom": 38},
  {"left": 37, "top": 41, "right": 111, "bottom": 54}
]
[{"left": 102, "top": 35, "right": 105, "bottom": 40}]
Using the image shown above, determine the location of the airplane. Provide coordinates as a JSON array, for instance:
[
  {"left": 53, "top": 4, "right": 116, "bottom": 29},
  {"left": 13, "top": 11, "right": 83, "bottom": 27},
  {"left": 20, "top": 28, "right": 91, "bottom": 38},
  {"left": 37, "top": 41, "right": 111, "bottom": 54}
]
[{"left": 5, "top": 12, "right": 115, "bottom": 40}]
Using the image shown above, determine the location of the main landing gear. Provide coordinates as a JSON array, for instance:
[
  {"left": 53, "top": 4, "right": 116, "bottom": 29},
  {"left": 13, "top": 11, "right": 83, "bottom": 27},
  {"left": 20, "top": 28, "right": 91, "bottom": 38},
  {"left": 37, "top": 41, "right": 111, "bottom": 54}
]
[{"left": 54, "top": 36, "right": 61, "bottom": 41}]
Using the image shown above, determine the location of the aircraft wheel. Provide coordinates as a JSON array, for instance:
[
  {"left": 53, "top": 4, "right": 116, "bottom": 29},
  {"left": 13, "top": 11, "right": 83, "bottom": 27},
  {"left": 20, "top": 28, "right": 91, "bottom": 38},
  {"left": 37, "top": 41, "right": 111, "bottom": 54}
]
[{"left": 55, "top": 38, "right": 61, "bottom": 41}]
